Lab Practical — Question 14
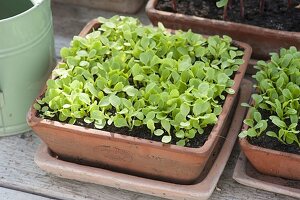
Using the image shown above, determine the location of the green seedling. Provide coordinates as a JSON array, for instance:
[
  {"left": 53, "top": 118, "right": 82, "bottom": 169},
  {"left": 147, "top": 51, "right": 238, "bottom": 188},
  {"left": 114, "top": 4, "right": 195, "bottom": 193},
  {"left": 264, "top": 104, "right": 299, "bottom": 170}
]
[
  {"left": 239, "top": 108, "right": 268, "bottom": 138},
  {"left": 267, "top": 115, "right": 300, "bottom": 146}
]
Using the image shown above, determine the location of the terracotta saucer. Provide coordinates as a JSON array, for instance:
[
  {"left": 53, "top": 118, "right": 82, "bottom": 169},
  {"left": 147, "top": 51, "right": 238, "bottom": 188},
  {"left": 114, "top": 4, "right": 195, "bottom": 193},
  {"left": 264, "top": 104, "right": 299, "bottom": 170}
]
[
  {"left": 34, "top": 79, "right": 253, "bottom": 200},
  {"left": 233, "top": 152, "right": 300, "bottom": 199}
]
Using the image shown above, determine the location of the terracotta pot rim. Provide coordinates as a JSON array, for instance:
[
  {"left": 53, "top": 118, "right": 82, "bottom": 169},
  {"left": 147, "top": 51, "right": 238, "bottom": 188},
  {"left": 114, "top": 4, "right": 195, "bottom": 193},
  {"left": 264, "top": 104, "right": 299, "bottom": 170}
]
[
  {"left": 146, "top": 0, "right": 300, "bottom": 36},
  {"left": 27, "top": 18, "right": 251, "bottom": 154}
]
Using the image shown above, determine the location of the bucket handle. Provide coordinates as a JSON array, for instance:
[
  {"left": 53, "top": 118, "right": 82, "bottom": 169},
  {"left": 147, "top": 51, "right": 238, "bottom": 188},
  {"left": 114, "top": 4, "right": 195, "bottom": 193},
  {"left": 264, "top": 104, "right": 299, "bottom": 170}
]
[{"left": 0, "top": 91, "right": 6, "bottom": 134}]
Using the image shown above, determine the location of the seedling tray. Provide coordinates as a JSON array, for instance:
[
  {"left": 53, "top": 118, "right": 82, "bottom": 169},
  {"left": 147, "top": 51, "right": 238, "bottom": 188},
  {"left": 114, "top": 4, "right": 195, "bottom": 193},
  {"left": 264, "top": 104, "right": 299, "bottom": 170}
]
[
  {"left": 34, "top": 79, "right": 252, "bottom": 200},
  {"left": 233, "top": 152, "right": 300, "bottom": 199}
]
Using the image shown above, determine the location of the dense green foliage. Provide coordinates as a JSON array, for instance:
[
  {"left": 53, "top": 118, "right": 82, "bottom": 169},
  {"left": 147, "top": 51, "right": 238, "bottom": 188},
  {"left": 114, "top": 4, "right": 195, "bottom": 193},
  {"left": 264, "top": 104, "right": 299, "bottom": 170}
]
[
  {"left": 35, "top": 16, "right": 244, "bottom": 146},
  {"left": 240, "top": 47, "right": 300, "bottom": 147}
]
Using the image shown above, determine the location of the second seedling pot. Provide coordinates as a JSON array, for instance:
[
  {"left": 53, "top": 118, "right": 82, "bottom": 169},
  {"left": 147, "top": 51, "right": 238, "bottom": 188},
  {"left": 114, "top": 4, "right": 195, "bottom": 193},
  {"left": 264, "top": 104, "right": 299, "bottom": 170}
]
[{"left": 145, "top": 0, "right": 300, "bottom": 60}]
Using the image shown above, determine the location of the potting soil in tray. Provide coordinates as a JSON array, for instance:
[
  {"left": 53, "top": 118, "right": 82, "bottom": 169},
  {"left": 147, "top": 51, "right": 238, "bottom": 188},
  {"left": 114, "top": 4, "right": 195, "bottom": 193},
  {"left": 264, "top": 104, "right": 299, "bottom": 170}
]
[
  {"left": 248, "top": 109, "right": 300, "bottom": 155},
  {"left": 156, "top": 0, "right": 300, "bottom": 32},
  {"left": 75, "top": 119, "right": 213, "bottom": 148}
]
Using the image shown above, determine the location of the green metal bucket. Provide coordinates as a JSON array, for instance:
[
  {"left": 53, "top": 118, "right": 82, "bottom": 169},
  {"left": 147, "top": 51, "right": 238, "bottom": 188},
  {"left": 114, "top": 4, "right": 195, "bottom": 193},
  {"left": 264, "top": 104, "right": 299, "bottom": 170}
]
[{"left": 0, "top": 0, "right": 55, "bottom": 136}]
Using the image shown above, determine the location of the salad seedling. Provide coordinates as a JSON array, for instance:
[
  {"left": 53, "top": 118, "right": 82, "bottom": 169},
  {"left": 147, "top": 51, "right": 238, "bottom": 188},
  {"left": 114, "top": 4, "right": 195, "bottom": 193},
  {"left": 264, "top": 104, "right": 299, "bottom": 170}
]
[
  {"left": 239, "top": 46, "right": 300, "bottom": 147},
  {"left": 239, "top": 108, "right": 268, "bottom": 138},
  {"left": 35, "top": 16, "right": 244, "bottom": 147}
]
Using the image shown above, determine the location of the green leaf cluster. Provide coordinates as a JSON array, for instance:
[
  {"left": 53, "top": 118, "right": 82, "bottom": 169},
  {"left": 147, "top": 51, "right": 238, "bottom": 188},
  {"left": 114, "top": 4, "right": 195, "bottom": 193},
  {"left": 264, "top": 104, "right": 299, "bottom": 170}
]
[
  {"left": 239, "top": 47, "right": 300, "bottom": 147},
  {"left": 36, "top": 16, "right": 244, "bottom": 146}
]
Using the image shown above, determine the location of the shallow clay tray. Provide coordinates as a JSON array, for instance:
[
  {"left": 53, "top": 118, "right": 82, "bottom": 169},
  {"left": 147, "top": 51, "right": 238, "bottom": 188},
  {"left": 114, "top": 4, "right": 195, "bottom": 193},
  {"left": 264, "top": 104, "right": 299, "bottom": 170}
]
[
  {"left": 233, "top": 152, "right": 300, "bottom": 199},
  {"left": 34, "top": 79, "right": 253, "bottom": 200}
]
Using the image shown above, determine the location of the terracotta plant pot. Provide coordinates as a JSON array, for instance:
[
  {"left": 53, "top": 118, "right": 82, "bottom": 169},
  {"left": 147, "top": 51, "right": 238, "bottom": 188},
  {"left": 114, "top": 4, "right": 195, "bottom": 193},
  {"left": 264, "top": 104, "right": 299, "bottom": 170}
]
[
  {"left": 239, "top": 109, "right": 300, "bottom": 181},
  {"left": 27, "top": 19, "right": 252, "bottom": 184},
  {"left": 52, "top": 0, "right": 145, "bottom": 14},
  {"left": 145, "top": 0, "right": 300, "bottom": 60}
]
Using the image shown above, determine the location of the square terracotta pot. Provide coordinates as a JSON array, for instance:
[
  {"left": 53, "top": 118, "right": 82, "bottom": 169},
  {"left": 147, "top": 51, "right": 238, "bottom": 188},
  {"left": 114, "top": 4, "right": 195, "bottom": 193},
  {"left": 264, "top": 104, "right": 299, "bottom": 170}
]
[
  {"left": 145, "top": 0, "right": 300, "bottom": 60},
  {"left": 239, "top": 103, "right": 300, "bottom": 181},
  {"left": 27, "top": 19, "right": 252, "bottom": 184}
]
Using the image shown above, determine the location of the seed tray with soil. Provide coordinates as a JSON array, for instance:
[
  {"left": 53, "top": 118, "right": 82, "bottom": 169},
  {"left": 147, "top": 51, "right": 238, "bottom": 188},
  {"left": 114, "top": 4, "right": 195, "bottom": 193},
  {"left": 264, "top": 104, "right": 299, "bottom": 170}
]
[
  {"left": 156, "top": 0, "right": 300, "bottom": 32},
  {"left": 146, "top": 0, "right": 300, "bottom": 59}
]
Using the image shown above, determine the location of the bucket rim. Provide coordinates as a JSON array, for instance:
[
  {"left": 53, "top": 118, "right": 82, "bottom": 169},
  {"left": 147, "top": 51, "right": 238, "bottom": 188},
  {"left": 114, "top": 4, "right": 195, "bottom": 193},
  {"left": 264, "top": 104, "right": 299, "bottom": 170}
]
[{"left": 0, "top": 0, "right": 48, "bottom": 23}]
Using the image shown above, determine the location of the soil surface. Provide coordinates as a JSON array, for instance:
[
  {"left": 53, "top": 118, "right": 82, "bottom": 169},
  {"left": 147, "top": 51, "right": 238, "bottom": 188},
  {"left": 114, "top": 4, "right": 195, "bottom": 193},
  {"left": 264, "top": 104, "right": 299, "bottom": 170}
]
[
  {"left": 75, "top": 119, "right": 212, "bottom": 148},
  {"left": 156, "top": 0, "right": 300, "bottom": 32},
  {"left": 248, "top": 109, "right": 300, "bottom": 155}
]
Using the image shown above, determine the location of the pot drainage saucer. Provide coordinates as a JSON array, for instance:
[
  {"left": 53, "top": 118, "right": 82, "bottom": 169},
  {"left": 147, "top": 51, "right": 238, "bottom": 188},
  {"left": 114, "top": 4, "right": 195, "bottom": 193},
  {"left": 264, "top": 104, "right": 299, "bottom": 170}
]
[
  {"left": 34, "top": 79, "right": 253, "bottom": 200},
  {"left": 233, "top": 152, "right": 300, "bottom": 199}
]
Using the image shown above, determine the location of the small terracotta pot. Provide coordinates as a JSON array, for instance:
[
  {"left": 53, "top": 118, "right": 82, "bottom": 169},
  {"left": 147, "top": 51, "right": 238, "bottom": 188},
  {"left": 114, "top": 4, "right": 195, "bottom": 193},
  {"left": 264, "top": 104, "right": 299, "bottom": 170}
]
[
  {"left": 145, "top": 0, "right": 300, "bottom": 60},
  {"left": 239, "top": 109, "right": 300, "bottom": 180},
  {"left": 27, "top": 19, "right": 252, "bottom": 184}
]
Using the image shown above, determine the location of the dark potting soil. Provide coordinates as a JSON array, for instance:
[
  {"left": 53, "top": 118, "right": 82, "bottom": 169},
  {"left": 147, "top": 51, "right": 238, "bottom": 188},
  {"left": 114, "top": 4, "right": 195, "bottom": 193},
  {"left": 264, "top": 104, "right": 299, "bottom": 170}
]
[
  {"left": 75, "top": 118, "right": 213, "bottom": 148},
  {"left": 248, "top": 109, "right": 300, "bottom": 155},
  {"left": 156, "top": 0, "right": 300, "bottom": 32}
]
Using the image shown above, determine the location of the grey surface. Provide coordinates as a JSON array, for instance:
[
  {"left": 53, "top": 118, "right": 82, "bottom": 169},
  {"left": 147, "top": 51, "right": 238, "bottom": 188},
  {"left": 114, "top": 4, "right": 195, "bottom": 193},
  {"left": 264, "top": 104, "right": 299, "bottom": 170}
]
[
  {"left": 52, "top": 1, "right": 150, "bottom": 58},
  {"left": 0, "top": 187, "right": 53, "bottom": 200},
  {"left": 52, "top": 0, "right": 145, "bottom": 14},
  {"left": 0, "top": 2, "right": 297, "bottom": 200},
  {"left": 0, "top": 132, "right": 296, "bottom": 200}
]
